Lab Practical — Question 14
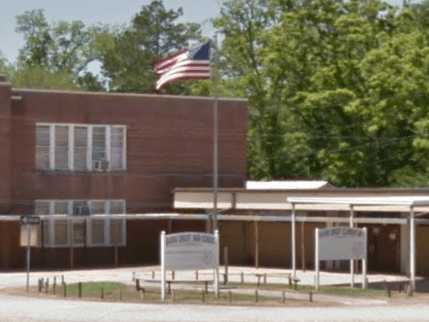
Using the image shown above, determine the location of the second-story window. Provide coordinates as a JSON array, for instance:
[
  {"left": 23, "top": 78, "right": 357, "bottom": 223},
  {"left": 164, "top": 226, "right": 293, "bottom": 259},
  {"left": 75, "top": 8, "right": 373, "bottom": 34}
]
[{"left": 35, "top": 123, "right": 127, "bottom": 171}]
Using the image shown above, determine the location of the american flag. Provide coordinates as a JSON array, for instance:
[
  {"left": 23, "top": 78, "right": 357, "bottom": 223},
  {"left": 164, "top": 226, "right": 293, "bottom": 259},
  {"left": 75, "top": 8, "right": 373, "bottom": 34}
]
[{"left": 154, "top": 41, "right": 211, "bottom": 91}]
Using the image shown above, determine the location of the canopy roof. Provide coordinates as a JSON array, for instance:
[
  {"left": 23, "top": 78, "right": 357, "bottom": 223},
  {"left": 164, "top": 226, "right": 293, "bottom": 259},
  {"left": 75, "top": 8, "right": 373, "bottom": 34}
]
[
  {"left": 174, "top": 188, "right": 429, "bottom": 213},
  {"left": 287, "top": 196, "right": 429, "bottom": 207}
]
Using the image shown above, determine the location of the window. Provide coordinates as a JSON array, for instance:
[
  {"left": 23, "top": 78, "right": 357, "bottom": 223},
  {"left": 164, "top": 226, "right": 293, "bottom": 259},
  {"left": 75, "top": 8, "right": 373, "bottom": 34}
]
[
  {"left": 74, "top": 127, "right": 88, "bottom": 170},
  {"left": 111, "top": 127, "right": 125, "bottom": 169},
  {"left": 35, "top": 200, "right": 125, "bottom": 216},
  {"left": 55, "top": 125, "right": 69, "bottom": 170},
  {"left": 35, "top": 123, "right": 126, "bottom": 171},
  {"left": 36, "top": 125, "right": 50, "bottom": 170},
  {"left": 35, "top": 199, "right": 126, "bottom": 248},
  {"left": 92, "top": 126, "right": 106, "bottom": 166}
]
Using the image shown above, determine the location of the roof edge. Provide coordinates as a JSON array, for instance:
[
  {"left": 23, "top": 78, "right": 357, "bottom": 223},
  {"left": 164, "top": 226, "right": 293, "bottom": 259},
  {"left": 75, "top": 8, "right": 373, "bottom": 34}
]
[{"left": 12, "top": 88, "right": 248, "bottom": 103}]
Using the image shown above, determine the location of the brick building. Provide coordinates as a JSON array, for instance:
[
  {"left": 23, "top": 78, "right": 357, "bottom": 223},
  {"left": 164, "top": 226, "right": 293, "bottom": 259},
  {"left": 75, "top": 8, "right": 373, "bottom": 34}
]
[{"left": 0, "top": 77, "right": 247, "bottom": 269}]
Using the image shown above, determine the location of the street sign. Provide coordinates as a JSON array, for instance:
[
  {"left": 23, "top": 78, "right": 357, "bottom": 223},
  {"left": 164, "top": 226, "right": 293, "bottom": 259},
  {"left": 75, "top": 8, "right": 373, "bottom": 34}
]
[
  {"left": 20, "top": 215, "right": 41, "bottom": 293},
  {"left": 20, "top": 215, "right": 41, "bottom": 225}
]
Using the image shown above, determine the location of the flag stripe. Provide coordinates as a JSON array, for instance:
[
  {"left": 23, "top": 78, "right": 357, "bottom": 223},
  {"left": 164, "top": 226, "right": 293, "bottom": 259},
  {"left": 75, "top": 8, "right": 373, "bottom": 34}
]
[
  {"left": 157, "top": 64, "right": 210, "bottom": 82},
  {"left": 153, "top": 41, "right": 211, "bottom": 90},
  {"left": 154, "top": 49, "right": 187, "bottom": 71},
  {"left": 156, "top": 73, "right": 211, "bottom": 90},
  {"left": 155, "top": 60, "right": 210, "bottom": 75}
]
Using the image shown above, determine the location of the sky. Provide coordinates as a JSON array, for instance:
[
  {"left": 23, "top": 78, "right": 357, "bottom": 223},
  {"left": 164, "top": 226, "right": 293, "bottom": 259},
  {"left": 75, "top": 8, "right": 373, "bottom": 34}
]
[{"left": 0, "top": 0, "right": 412, "bottom": 63}]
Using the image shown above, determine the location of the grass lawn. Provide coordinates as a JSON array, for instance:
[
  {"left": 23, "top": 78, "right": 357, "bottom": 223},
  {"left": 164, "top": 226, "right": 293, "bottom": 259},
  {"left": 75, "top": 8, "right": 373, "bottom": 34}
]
[
  {"left": 226, "top": 282, "right": 387, "bottom": 298},
  {"left": 42, "top": 281, "right": 314, "bottom": 306}
]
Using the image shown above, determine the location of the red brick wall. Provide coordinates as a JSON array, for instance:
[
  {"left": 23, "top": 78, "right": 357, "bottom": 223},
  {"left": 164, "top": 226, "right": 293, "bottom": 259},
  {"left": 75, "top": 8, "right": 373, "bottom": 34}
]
[
  {"left": 9, "top": 90, "right": 247, "bottom": 213},
  {"left": 0, "top": 81, "right": 12, "bottom": 213}
]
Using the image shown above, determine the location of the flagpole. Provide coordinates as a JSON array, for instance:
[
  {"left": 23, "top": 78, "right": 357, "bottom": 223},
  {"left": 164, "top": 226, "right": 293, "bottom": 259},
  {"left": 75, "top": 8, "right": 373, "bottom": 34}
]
[{"left": 211, "top": 34, "right": 219, "bottom": 233}]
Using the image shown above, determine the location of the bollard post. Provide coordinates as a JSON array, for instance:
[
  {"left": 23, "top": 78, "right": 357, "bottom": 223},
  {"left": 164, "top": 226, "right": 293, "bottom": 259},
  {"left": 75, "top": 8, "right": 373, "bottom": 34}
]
[
  {"left": 78, "top": 282, "right": 82, "bottom": 298},
  {"left": 309, "top": 291, "right": 313, "bottom": 302},
  {"left": 206, "top": 281, "right": 210, "bottom": 294},
  {"left": 101, "top": 287, "right": 104, "bottom": 300},
  {"left": 195, "top": 270, "right": 199, "bottom": 281},
  {"left": 40, "top": 278, "right": 44, "bottom": 293},
  {"left": 240, "top": 272, "right": 244, "bottom": 284},
  {"left": 172, "top": 271, "right": 175, "bottom": 281},
  {"left": 167, "top": 281, "right": 172, "bottom": 295},
  {"left": 228, "top": 290, "right": 232, "bottom": 303},
  {"left": 172, "top": 290, "right": 175, "bottom": 303},
  {"left": 61, "top": 275, "right": 64, "bottom": 285},
  {"left": 152, "top": 271, "right": 155, "bottom": 280},
  {"left": 45, "top": 278, "right": 49, "bottom": 294},
  {"left": 136, "top": 279, "right": 140, "bottom": 291},
  {"left": 407, "top": 283, "right": 413, "bottom": 297},
  {"left": 282, "top": 291, "right": 286, "bottom": 304},
  {"left": 255, "top": 289, "right": 259, "bottom": 303},
  {"left": 384, "top": 282, "right": 391, "bottom": 298},
  {"left": 132, "top": 272, "right": 136, "bottom": 282},
  {"left": 224, "top": 246, "right": 229, "bottom": 284},
  {"left": 264, "top": 273, "right": 267, "bottom": 284},
  {"left": 38, "top": 279, "right": 42, "bottom": 293},
  {"left": 63, "top": 282, "right": 67, "bottom": 298},
  {"left": 119, "top": 288, "right": 123, "bottom": 301},
  {"left": 53, "top": 277, "right": 56, "bottom": 295},
  {"left": 201, "top": 290, "right": 206, "bottom": 303}
]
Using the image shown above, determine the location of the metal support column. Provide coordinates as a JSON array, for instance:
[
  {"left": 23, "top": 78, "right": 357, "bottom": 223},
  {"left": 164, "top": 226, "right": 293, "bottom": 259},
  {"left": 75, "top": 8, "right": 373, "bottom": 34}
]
[{"left": 291, "top": 203, "right": 296, "bottom": 279}]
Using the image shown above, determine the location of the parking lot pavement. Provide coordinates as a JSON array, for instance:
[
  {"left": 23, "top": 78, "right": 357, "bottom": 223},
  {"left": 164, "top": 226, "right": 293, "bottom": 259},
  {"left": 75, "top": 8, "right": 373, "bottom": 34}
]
[
  {"left": 0, "top": 293, "right": 429, "bottom": 322},
  {"left": 0, "top": 267, "right": 428, "bottom": 322}
]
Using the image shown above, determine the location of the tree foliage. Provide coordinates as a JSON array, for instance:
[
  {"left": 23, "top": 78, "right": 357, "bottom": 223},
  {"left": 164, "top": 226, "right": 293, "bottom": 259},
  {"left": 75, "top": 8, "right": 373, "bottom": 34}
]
[
  {"left": 98, "top": 0, "right": 202, "bottom": 93},
  {"left": 15, "top": 9, "right": 103, "bottom": 90},
  {"left": 215, "top": 0, "right": 429, "bottom": 187}
]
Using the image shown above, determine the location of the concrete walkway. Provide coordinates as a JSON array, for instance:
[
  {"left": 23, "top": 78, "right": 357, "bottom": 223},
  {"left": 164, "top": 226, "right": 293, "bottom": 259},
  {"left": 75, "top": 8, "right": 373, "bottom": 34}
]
[{"left": 0, "top": 265, "right": 411, "bottom": 289}]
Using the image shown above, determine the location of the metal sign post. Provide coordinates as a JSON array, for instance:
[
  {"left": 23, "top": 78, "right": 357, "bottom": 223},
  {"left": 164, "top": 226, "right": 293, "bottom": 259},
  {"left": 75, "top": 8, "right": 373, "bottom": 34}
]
[
  {"left": 20, "top": 215, "right": 41, "bottom": 293},
  {"left": 160, "top": 231, "right": 166, "bottom": 302},
  {"left": 26, "top": 222, "right": 31, "bottom": 293}
]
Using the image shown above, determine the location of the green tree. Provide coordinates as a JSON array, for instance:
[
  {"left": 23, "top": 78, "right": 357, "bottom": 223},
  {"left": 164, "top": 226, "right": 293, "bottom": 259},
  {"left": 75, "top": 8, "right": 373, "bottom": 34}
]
[
  {"left": 216, "top": 0, "right": 429, "bottom": 187},
  {"left": 15, "top": 9, "right": 103, "bottom": 90},
  {"left": 99, "top": 0, "right": 202, "bottom": 93},
  {"left": 0, "top": 53, "right": 12, "bottom": 77},
  {"left": 11, "top": 65, "right": 78, "bottom": 90}
]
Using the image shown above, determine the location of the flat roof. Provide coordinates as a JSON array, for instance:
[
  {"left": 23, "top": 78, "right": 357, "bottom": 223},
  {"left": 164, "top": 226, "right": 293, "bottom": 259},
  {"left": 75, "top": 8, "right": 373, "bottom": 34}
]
[
  {"left": 246, "top": 180, "right": 330, "bottom": 190},
  {"left": 173, "top": 187, "right": 429, "bottom": 194},
  {"left": 12, "top": 88, "right": 248, "bottom": 103}
]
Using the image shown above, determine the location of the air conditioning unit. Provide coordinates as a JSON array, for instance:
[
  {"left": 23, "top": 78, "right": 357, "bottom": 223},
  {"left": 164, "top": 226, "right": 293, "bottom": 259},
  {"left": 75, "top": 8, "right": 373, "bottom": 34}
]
[
  {"left": 73, "top": 206, "right": 90, "bottom": 216},
  {"left": 93, "top": 160, "right": 109, "bottom": 172}
]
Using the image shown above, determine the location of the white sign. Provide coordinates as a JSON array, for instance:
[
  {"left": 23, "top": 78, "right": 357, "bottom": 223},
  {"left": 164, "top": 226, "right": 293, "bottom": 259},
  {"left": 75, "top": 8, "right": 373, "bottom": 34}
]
[
  {"left": 315, "top": 227, "right": 368, "bottom": 290},
  {"left": 164, "top": 232, "right": 218, "bottom": 270},
  {"left": 318, "top": 227, "right": 367, "bottom": 261},
  {"left": 160, "top": 231, "right": 219, "bottom": 301}
]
